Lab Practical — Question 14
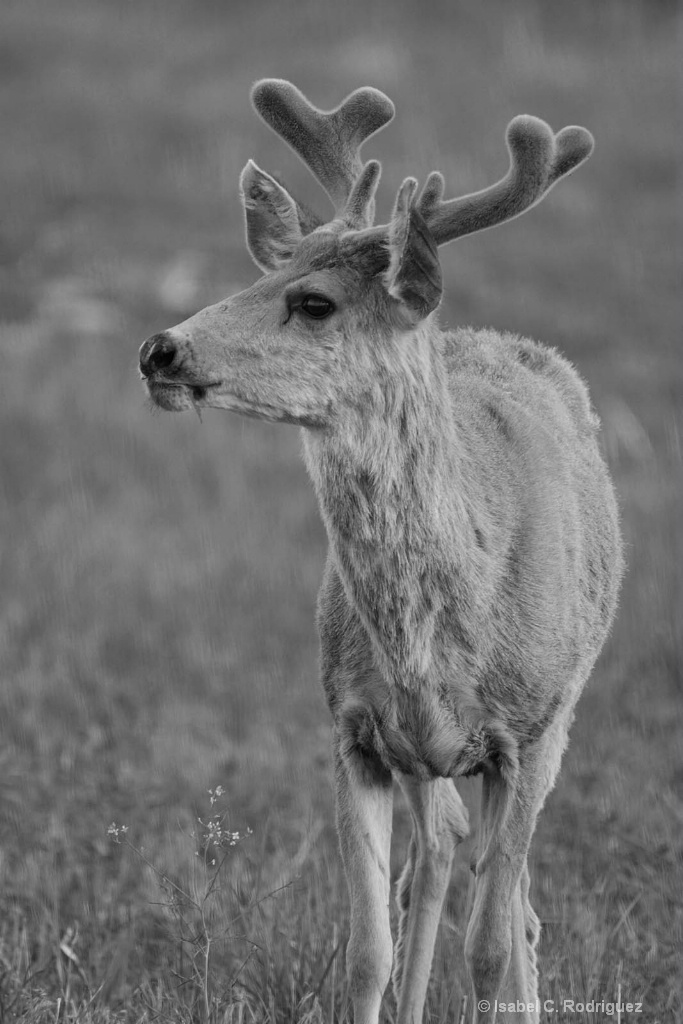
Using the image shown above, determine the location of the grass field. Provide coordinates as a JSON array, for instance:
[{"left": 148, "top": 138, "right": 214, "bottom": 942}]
[{"left": 0, "top": 0, "right": 680, "bottom": 1020}]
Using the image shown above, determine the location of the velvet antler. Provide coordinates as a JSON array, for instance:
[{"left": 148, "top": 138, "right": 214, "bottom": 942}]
[
  {"left": 251, "top": 79, "right": 394, "bottom": 226},
  {"left": 417, "top": 115, "right": 594, "bottom": 246},
  {"left": 243, "top": 81, "right": 594, "bottom": 276}
]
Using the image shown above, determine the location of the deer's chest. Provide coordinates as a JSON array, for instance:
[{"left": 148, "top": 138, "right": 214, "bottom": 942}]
[{"left": 329, "top": 528, "right": 480, "bottom": 691}]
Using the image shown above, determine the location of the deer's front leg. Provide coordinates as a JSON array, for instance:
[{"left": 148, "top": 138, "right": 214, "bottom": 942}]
[
  {"left": 335, "top": 734, "right": 394, "bottom": 1024},
  {"left": 465, "top": 729, "right": 562, "bottom": 1023},
  {"left": 394, "top": 775, "right": 469, "bottom": 1023}
]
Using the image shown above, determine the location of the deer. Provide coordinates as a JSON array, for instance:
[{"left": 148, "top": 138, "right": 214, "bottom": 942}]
[{"left": 139, "top": 79, "right": 623, "bottom": 1024}]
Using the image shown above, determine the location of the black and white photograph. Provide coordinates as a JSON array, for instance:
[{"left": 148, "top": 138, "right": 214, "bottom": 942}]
[{"left": 0, "top": 1, "right": 679, "bottom": 1021}]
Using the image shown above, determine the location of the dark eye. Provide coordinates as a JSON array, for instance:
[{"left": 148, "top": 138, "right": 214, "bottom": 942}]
[{"left": 300, "top": 294, "right": 335, "bottom": 319}]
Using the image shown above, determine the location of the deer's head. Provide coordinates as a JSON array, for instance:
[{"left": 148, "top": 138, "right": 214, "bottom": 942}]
[{"left": 139, "top": 80, "right": 593, "bottom": 427}]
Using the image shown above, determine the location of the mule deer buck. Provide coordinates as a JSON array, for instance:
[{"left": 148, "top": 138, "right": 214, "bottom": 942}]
[{"left": 139, "top": 80, "right": 623, "bottom": 1023}]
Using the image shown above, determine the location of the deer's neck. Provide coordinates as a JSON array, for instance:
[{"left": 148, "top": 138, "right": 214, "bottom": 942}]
[{"left": 302, "top": 325, "right": 478, "bottom": 681}]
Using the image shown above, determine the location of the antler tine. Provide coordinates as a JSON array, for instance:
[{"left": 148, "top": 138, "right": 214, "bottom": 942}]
[
  {"left": 251, "top": 79, "right": 395, "bottom": 215},
  {"left": 344, "top": 160, "right": 382, "bottom": 230},
  {"left": 417, "top": 115, "right": 594, "bottom": 246}
]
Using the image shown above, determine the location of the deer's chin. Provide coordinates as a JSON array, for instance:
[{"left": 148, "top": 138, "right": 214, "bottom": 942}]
[
  {"left": 145, "top": 379, "right": 326, "bottom": 425},
  {"left": 146, "top": 380, "right": 220, "bottom": 413},
  {"left": 209, "top": 389, "right": 328, "bottom": 428},
  {"left": 146, "top": 381, "right": 195, "bottom": 412}
]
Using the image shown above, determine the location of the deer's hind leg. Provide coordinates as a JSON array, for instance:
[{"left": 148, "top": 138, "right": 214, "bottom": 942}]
[
  {"left": 393, "top": 775, "right": 469, "bottom": 1024},
  {"left": 518, "top": 862, "right": 540, "bottom": 1002}
]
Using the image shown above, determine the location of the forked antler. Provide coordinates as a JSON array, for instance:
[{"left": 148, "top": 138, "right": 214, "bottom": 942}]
[
  {"left": 417, "top": 115, "right": 594, "bottom": 245},
  {"left": 251, "top": 79, "right": 394, "bottom": 224},
  {"left": 250, "top": 80, "right": 594, "bottom": 252}
]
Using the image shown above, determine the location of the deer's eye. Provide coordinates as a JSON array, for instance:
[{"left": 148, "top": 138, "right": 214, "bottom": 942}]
[{"left": 299, "top": 294, "right": 335, "bottom": 319}]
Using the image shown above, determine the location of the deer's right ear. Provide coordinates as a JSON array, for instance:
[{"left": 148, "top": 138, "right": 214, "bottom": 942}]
[
  {"left": 384, "top": 178, "right": 442, "bottom": 325},
  {"left": 240, "top": 160, "right": 303, "bottom": 273}
]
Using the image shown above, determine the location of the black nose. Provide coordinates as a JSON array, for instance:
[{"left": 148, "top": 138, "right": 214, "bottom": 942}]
[{"left": 139, "top": 332, "right": 177, "bottom": 377}]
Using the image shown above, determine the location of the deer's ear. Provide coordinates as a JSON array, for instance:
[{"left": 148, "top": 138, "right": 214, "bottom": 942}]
[
  {"left": 240, "top": 160, "right": 303, "bottom": 273},
  {"left": 384, "top": 178, "right": 442, "bottom": 325}
]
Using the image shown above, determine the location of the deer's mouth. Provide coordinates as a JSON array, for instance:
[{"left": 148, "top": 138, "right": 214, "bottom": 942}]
[
  {"left": 146, "top": 378, "right": 327, "bottom": 427},
  {"left": 146, "top": 378, "right": 216, "bottom": 412}
]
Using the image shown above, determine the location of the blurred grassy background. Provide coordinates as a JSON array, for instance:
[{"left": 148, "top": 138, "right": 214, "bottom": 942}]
[{"left": 0, "top": 0, "right": 680, "bottom": 1020}]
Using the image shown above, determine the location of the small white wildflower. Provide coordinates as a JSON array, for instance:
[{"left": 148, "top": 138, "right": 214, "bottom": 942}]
[
  {"left": 208, "top": 784, "right": 225, "bottom": 806},
  {"left": 107, "top": 823, "right": 129, "bottom": 843}
]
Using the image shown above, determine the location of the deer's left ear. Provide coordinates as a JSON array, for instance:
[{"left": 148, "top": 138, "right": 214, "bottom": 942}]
[
  {"left": 240, "top": 160, "right": 303, "bottom": 273},
  {"left": 384, "top": 178, "right": 442, "bottom": 325}
]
